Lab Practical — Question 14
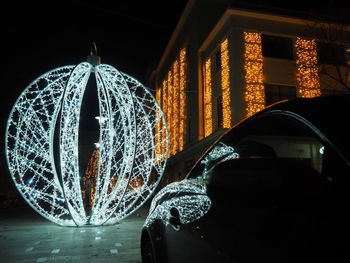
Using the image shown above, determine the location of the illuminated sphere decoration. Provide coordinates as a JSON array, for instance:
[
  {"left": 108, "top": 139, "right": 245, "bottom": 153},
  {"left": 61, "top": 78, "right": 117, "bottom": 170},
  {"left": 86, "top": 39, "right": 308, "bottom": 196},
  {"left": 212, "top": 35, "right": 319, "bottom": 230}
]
[{"left": 5, "top": 52, "right": 168, "bottom": 226}]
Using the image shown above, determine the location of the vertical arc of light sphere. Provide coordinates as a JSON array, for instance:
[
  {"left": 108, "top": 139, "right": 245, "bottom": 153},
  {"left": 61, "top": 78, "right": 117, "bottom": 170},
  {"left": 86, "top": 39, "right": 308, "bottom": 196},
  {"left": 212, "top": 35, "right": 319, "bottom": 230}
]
[
  {"left": 106, "top": 73, "right": 169, "bottom": 224},
  {"left": 104, "top": 72, "right": 154, "bottom": 223},
  {"left": 98, "top": 65, "right": 137, "bottom": 225},
  {"left": 99, "top": 70, "right": 139, "bottom": 224},
  {"left": 89, "top": 70, "right": 112, "bottom": 222},
  {"left": 89, "top": 69, "right": 116, "bottom": 224},
  {"left": 5, "top": 66, "right": 76, "bottom": 226},
  {"left": 89, "top": 64, "right": 137, "bottom": 225},
  {"left": 59, "top": 62, "right": 92, "bottom": 226}
]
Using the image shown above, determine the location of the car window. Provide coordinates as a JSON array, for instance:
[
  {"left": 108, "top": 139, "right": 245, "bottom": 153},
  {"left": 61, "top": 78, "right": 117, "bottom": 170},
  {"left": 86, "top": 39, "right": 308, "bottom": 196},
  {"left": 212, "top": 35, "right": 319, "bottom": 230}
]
[
  {"left": 187, "top": 112, "right": 325, "bottom": 180},
  {"left": 235, "top": 135, "right": 323, "bottom": 172}
]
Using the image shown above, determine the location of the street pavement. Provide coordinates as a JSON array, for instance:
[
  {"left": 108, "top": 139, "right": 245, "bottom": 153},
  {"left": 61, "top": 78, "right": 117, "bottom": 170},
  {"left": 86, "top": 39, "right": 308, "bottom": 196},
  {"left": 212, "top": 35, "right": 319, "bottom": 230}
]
[{"left": 0, "top": 203, "right": 149, "bottom": 263}]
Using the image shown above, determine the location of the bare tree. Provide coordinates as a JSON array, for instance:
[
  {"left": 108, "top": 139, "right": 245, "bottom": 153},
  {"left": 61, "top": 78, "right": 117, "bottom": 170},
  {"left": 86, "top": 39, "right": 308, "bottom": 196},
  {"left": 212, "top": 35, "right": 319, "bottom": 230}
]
[{"left": 305, "top": 20, "right": 350, "bottom": 93}]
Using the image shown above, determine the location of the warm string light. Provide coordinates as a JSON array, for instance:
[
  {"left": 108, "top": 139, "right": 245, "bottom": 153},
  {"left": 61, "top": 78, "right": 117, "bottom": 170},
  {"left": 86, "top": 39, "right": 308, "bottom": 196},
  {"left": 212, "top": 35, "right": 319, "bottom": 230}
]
[
  {"left": 295, "top": 37, "right": 321, "bottom": 98},
  {"left": 203, "top": 38, "right": 231, "bottom": 138},
  {"left": 179, "top": 48, "right": 187, "bottom": 151},
  {"left": 243, "top": 32, "right": 265, "bottom": 117},
  {"left": 172, "top": 60, "right": 180, "bottom": 153},
  {"left": 167, "top": 71, "right": 174, "bottom": 155},
  {"left": 6, "top": 61, "right": 168, "bottom": 226},
  {"left": 204, "top": 58, "right": 213, "bottom": 137},
  {"left": 156, "top": 48, "right": 187, "bottom": 157},
  {"left": 220, "top": 39, "right": 232, "bottom": 128},
  {"left": 83, "top": 149, "right": 99, "bottom": 211}
]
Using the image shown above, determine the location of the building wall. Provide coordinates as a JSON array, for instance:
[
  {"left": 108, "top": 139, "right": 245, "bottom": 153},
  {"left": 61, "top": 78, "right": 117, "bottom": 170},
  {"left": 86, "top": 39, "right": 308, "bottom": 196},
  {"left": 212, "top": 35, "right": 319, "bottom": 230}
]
[{"left": 151, "top": 2, "right": 350, "bottom": 185}]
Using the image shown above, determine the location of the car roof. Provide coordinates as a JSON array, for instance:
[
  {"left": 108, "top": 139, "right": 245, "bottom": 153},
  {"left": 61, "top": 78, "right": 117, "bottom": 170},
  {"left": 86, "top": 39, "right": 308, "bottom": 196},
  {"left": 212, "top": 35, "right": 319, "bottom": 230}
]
[{"left": 258, "top": 94, "right": 350, "bottom": 163}]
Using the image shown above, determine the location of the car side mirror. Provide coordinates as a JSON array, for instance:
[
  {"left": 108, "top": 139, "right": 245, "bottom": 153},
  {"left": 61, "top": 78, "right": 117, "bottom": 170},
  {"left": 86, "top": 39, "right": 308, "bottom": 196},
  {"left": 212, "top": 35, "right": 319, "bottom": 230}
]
[{"left": 207, "top": 158, "right": 327, "bottom": 207}]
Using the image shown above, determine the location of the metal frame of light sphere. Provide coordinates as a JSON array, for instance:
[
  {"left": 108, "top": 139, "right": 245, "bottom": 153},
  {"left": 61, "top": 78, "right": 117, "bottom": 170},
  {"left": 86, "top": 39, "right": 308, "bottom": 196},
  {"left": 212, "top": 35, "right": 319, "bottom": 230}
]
[{"left": 5, "top": 58, "right": 168, "bottom": 226}]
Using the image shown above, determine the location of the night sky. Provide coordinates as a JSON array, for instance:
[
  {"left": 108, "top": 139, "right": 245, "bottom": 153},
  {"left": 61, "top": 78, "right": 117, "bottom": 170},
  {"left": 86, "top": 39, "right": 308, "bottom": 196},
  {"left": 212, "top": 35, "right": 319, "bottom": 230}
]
[{"left": 2, "top": 0, "right": 187, "bottom": 136}]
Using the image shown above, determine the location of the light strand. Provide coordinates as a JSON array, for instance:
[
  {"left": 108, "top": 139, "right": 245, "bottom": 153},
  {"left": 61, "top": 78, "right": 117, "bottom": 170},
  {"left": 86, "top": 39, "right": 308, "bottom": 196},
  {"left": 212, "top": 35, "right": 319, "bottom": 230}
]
[
  {"left": 295, "top": 37, "right": 321, "bottom": 98},
  {"left": 179, "top": 48, "right": 187, "bottom": 151},
  {"left": 243, "top": 32, "right": 265, "bottom": 117},
  {"left": 204, "top": 58, "right": 213, "bottom": 137},
  {"left": 6, "top": 61, "right": 168, "bottom": 226},
  {"left": 220, "top": 38, "right": 232, "bottom": 128},
  {"left": 167, "top": 71, "right": 174, "bottom": 155},
  {"left": 156, "top": 48, "right": 187, "bottom": 156},
  {"left": 172, "top": 60, "right": 180, "bottom": 153}
]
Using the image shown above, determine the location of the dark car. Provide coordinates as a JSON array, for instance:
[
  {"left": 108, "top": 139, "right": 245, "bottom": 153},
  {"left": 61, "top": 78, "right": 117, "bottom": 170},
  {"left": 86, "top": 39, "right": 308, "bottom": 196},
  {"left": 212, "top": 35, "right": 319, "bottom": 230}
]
[{"left": 141, "top": 95, "right": 350, "bottom": 263}]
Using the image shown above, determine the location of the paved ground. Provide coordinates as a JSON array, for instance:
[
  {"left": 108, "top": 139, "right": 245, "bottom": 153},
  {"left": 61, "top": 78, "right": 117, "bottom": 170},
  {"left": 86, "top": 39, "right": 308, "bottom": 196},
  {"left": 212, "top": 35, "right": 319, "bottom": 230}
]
[{"left": 0, "top": 204, "right": 149, "bottom": 263}]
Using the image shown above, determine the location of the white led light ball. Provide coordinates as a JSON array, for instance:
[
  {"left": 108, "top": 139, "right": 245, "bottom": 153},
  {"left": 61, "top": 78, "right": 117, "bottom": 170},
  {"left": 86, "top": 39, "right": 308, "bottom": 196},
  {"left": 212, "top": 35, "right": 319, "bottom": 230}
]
[{"left": 5, "top": 59, "right": 168, "bottom": 226}]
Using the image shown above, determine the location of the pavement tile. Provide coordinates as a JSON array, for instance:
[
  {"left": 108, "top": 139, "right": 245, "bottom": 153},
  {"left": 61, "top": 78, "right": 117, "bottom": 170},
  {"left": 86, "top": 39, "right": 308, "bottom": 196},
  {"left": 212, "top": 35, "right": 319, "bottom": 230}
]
[{"left": 0, "top": 205, "right": 150, "bottom": 263}]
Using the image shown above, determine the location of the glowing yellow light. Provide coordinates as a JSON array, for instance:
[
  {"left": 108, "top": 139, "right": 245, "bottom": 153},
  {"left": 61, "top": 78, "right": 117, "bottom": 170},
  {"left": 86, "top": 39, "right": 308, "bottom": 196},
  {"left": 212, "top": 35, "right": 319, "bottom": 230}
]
[
  {"left": 167, "top": 71, "right": 174, "bottom": 155},
  {"left": 83, "top": 149, "right": 99, "bottom": 211},
  {"left": 157, "top": 48, "right": 187, "bottom": 157},
  {"left": 179, "top": 48, "right": 187, "bottom": 151},
  {"left": 172, "top": 60, "right": 180, "bottom": 153},
  {"left": 162, "top": 80, "right": 168, "bottom": 156},
  {"left": 220, "top": 39, "right": 232, "bottom": 128},
  {"left": 243, "top": 32, "right": 265, "bottom": 117},
  {"left": 295, "top": 37, "right": 321, "bottom": 98},
  {"left": 204, "top": 58, "right": 213, "bottom": 137}
]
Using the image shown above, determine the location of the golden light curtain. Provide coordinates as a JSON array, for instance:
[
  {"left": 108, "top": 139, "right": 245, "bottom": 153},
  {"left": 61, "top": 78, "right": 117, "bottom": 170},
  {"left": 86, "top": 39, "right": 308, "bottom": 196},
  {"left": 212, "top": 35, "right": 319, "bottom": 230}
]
[
  {"left": 204, "top": 58, "right": 213, "bottom": 137},
  {"left": 295, "top": 37, "right": 321, "bottom": 98},
  {"left": 179, "top": 48, "right": 187, "bottom": 151},
  {"left": 243, "top": 32, "right": 265, "bottom": 117},
  {"left": 220, "top": 39, "right": 232, "bottom": 128},
  {"left": 203, "top": 38, "right": 232, "bottom": 138},
  {"left": 155, "top": 48, "right": 187, "bottom": 158}
]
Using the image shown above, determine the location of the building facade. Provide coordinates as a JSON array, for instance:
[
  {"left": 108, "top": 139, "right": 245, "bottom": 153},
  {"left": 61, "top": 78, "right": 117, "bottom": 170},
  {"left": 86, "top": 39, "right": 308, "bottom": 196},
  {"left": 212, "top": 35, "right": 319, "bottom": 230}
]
[{"left": 149, "top": 0, "right": 350, "bottom": 185}]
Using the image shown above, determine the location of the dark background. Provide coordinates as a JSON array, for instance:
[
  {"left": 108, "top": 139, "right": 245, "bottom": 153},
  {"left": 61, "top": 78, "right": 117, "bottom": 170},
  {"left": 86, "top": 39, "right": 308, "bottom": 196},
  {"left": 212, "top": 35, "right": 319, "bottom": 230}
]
[
  {"left": 1, "top": 0, "right": 188, "bottom": 197},
  {"left": 3, "top": 0, "right": 188, "bottom": 109}
]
